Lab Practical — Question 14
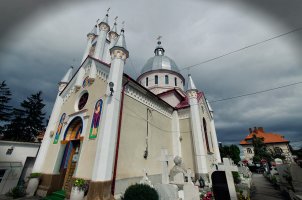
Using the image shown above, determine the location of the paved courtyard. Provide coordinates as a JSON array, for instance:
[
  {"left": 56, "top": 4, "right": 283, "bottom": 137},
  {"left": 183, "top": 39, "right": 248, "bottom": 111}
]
[{"left": 251, "top": 173, "right": 289, "bottom": 200}]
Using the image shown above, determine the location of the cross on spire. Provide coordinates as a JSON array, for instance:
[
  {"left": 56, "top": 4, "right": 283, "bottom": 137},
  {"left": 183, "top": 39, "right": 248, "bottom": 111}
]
[{"left": 107, "top": 7, "right": 110, "bottom": 14}]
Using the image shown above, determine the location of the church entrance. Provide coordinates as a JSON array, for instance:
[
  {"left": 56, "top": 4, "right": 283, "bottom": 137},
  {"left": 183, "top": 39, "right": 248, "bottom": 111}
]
[{"left": 59, "top": 117, "right": 83, "bottom": 194}]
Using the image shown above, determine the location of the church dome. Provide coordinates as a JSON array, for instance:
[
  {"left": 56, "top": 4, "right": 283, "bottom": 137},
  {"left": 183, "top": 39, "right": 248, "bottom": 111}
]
[
  {"left": 141, "top": 55, "right": 180, "bottom": 74},
  {"left": 141, "top": 40, "right": 180, "bottom": 74},
  {"left": 137, "top": 39, "right": 185, "bottom": 95}
]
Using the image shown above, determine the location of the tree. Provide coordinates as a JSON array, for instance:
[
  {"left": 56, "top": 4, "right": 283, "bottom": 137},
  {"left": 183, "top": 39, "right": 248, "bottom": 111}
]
[
  {"left": 252, "top": 135, "right": 272, "bottom": 163},
  {"left": 219, "top": 144, "right": 241, "bottom": 164},
  {"left": 4, "top": 91, "right": 45, "bottom": 142},
  {"left": 0, "top": 81, "right": 12, "bottom": 122}
]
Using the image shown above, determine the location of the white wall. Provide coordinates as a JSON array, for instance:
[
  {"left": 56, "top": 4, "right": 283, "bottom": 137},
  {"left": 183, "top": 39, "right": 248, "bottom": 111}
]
[{"left": 0, "top": 141, "right": 40, "bottom": 194}]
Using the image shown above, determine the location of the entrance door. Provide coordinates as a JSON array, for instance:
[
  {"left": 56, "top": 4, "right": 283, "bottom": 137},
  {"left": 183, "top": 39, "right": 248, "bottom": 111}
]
[{"left": 63, "top": 140, "right": 80, "bottom": 192}]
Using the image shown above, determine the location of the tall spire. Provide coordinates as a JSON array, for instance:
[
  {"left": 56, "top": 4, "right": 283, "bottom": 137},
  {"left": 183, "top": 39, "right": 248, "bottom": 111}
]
[
  {"left": 60, "top": 66, "right": 73, "bottom": 83},
  {"left": 87, "top": 20, "right": 98, "bottom": 37},
  {"left": 108, "top": 16, "right": 119, "bottom": 40},
  {"left": 110, "top": 22, "right": 129, "bottom": 59},
  {"left": 187, "top": 74, "right": 197, "bottom": 91},
  {"left": 154, "top": 36, "right": 165, "bottom": 56},
  {"left": 94, "top": 10, "right": 110, "bottom": 60}
]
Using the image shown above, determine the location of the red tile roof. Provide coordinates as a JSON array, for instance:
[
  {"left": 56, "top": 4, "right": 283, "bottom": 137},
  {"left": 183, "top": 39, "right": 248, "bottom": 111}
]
[{"left": 240, "top": 127, "right": 289, "bottom": 145}]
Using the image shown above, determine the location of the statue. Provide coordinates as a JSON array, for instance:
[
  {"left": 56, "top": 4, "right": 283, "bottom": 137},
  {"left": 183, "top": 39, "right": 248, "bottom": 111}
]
[{"left": 169, "top": 156, "right": 187, "bottom": 182}]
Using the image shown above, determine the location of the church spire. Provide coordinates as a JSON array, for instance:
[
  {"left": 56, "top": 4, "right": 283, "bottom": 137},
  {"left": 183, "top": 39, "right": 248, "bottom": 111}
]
[
  {"left": 81, "top": 21, "right": 98, "bottom": 63},
  {"left": 60, "top": 66, "right": 73, "bottom": 83},
  {"left": 110, "top": 23, "right": 129, "bottom": 59},
  {"left": 94, "top": 9, "right": 110, "bottom": 60},
  {"left": 187, "top": 74, "right": 197, "bottom": 91},
  {"left": 154, "top": 36, "right": 165, "bottom": 56}
]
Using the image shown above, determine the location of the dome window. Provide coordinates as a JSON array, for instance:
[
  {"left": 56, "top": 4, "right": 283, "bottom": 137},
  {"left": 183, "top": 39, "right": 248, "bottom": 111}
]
[
  {"left": 146, "top": 77, "right": 149, "bottom": 87},
  {"left": 165, "top": 75, "right": 169, "bottom": 85},
  {"left": 174, "top": 77, "right": 177, "bottom": 86},
  {"left": 155, "top": 75, "right": 158, "bottom": 84}
]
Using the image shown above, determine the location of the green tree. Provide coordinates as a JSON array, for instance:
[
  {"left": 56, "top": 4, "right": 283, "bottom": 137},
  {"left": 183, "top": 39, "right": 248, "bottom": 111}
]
[
  {"left": 0, "top": 81, "right": 12, "bottom": 122},
  {"left": 4, "top": 108, "right": 26, "bottom": 141},
  {"left": 252, "top": 135, "right": 272, "bottom": 163},
  {"left": 4, "top": 91, "right": 45, "bottom": 142},
  {"left": 219, "top": 144, "right": 241, "bottom": 164}
]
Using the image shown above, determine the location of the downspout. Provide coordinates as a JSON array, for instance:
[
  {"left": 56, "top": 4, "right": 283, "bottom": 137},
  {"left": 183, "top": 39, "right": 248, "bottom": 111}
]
[{"left": 111, "top": 79, "right": 129, "bottom": 194}]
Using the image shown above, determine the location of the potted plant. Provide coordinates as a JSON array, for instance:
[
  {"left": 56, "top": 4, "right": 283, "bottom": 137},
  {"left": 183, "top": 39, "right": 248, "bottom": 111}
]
[
  {"left": 70, "top": 178, "right": 88, "bottom": 200},
  {"left": 26, "top": 173, "right": 41, "bottom": 197}
]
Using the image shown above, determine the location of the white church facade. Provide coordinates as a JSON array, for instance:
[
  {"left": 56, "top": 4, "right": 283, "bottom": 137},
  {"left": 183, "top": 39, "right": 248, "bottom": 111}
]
[{"left": 28, "top": 12, "right": 221, "bottom": 199}]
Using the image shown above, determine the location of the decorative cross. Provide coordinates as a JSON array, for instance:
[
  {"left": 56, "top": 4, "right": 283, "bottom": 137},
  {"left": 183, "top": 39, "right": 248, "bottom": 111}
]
[
  {"left": 121, "top": 21, "right": 125, "bottom": 29},
  {"left": 186, "top": 168, "right": 193, "bottom": 184},
  {"left": 159, "top": 149, "right": 170, "bottom": 184},
  {"left": 107, "top": 7, "right": 110, "bottom": 14},
  {"left": 114, "top": 16, "right": 118, "bottom": 22}
]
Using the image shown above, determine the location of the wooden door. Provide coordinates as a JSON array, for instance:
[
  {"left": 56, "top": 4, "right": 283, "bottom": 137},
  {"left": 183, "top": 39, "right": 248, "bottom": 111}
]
[{"left": 63, "top": 142, "right": 79, "bottom": 192}]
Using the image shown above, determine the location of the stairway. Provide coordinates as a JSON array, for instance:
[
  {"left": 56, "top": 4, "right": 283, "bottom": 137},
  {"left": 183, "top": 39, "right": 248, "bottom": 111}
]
[{"left": 42, "top": 190, "right": 66, "bottom": 200}]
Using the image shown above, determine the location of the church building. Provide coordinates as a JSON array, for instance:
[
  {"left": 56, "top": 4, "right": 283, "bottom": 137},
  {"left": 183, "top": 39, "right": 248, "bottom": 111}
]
[{"left": 28, "top": 12, "right": 221, "bottom": 199}]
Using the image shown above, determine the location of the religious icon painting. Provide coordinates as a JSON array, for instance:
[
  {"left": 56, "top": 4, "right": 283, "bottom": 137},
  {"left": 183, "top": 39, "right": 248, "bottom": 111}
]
[
  {"left": 89, "top": 99, "right": 103, "bottom": 139},
  {"left": 82, "top": 76, "right": 91, "bottom": 88},
  {"left": 53, "top": 113, "right": 66, "bottom": 144}
]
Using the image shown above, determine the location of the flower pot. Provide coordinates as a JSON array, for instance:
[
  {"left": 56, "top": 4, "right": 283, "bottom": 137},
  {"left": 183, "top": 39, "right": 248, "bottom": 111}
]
[
  {"left": 26, "top": 177, "right": 39, "bottom": 197},
  {"left": 70, "top": 187, "right": 85, "bottom": 200}
]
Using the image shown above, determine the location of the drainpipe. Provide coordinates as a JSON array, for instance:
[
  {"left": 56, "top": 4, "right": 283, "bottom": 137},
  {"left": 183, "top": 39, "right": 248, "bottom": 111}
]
[{"left": 111, "top": 79, "right": 129, "bottom": 194}]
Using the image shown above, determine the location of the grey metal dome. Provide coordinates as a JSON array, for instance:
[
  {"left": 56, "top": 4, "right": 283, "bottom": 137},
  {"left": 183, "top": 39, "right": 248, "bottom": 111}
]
[{"left": 141, "top": 40, "right": 180, "bottom": 74}]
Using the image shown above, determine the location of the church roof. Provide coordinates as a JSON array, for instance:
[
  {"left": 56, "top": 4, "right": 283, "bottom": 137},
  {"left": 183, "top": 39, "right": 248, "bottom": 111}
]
[
  {"left": 141, "top": 55, "right": 180, "bottom": 74},
  {"left": 175, "top": 91, "right": 204, "bottom": 109},
  {"left": 240, "top": 127, "right": 289, "bottom": 145},
  {"left": 141, "top": 40, "right": 180, "bottom": 74},
  {"left": 157, "top": 89, "right": 186, "bottom": 99}
]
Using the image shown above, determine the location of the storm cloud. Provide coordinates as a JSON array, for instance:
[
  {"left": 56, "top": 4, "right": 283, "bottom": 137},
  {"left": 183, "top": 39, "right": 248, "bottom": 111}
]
[{"left": 0, "top": 0, "right": 301, "bottom": 148}]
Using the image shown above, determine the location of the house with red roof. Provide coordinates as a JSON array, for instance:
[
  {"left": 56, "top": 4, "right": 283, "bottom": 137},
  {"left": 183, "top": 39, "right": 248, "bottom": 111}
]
[{"left": 240, "top": 127, "right": 293, "bottom": 163}]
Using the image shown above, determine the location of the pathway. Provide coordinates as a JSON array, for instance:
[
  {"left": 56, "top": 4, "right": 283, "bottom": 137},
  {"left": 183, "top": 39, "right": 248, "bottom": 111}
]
[{"left": 251, "top": 173, "right": 289, "bottom": 200}]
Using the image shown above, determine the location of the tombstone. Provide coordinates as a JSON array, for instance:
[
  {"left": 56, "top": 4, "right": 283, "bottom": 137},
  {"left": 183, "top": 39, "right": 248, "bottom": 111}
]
[
  {"left": 154, "top": 184, "right": 179, "bottom": 200},
  {"left": 275, "top": 158, "right": 283, "bottom": 165},
  {"left": 212, "top": 171, "right": 231, "bottom": 200},
  {"left": 183, "top": 184, "right": 199, "bottom": 200},
  {"left": 215, "top": 158, "right": 238, "bottom": 200}
]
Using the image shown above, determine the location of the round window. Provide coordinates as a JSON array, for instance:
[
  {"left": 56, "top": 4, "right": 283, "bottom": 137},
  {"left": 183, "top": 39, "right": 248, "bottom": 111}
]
[{"left": 78, "top": 92, "right": 89, "bottom": 110}]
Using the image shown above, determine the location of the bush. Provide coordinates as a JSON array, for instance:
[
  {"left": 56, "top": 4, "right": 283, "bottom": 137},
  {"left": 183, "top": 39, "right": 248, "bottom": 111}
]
[
  {"left": 232, "top": 172, "right": 241, "bottom": 184},
  {"left": 6, "top": 186, "right": 26, "bottom": 199},
  {"left": 73, "top": 178, "right": 88, "bottom": 192},
  {"left": 123, "top": 184, "right": 159, "bottom": 200}
]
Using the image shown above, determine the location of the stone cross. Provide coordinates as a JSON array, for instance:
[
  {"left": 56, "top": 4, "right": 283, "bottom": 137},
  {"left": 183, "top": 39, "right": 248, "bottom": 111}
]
[
  {"left": 186, "top": 169, "right": 193, "bottom": 184},
  {"left": 218, "top": 158, "right": 239, "bottom": 200},
  {"left": 159, "top": 149, "right": 170, "bottom": 184}
]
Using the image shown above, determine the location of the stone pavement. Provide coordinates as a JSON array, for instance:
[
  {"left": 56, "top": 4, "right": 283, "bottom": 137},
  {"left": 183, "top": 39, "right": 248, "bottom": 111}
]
[{"left": 251, "top": 173, "right": 289, "bottom": 200}]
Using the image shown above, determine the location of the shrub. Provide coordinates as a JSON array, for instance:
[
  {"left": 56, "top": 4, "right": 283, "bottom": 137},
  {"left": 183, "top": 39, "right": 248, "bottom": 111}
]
[
  {"left": 73, "top": 178, "right": 89, "bottom": 192},
  {"left": 123, "top": 184, "right": 159, "bottom": 200},
  {"left": 232, "top": 172, "right": 241, "bottom": 184},
  {"left": 6, "top": 186, "right": 26, "bottom": 199}
]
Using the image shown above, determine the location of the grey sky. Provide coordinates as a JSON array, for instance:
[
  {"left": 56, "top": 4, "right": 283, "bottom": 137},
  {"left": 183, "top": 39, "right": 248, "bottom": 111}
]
[{"left": 0, "top": 0, "right": 302, "bottom": 148}]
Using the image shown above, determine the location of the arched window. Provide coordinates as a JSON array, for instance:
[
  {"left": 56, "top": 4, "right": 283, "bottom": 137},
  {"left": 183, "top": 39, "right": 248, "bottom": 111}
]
[
  {"left": 155, "top": 75, "right": 158, "bottom": 84},
  {"left": 146, "top": 77, "right": 149, "bottom": 87},
  {"left": 203, "top": 118, "right": 210, "bottom": 152},
  {"left": 174, "top": 77, "right": 177, "bottom": 86},
  {"left": 247, "top": 148, "right": 252, "bottom": 154},
  {"left": 165, "top": 75, "right": 169, "bottom": 84}
]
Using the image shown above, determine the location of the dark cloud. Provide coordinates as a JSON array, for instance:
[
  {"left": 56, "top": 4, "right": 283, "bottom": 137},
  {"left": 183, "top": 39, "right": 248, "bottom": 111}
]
[{"left": 0, "top": 0, "right": 301, "bottom": 148}]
